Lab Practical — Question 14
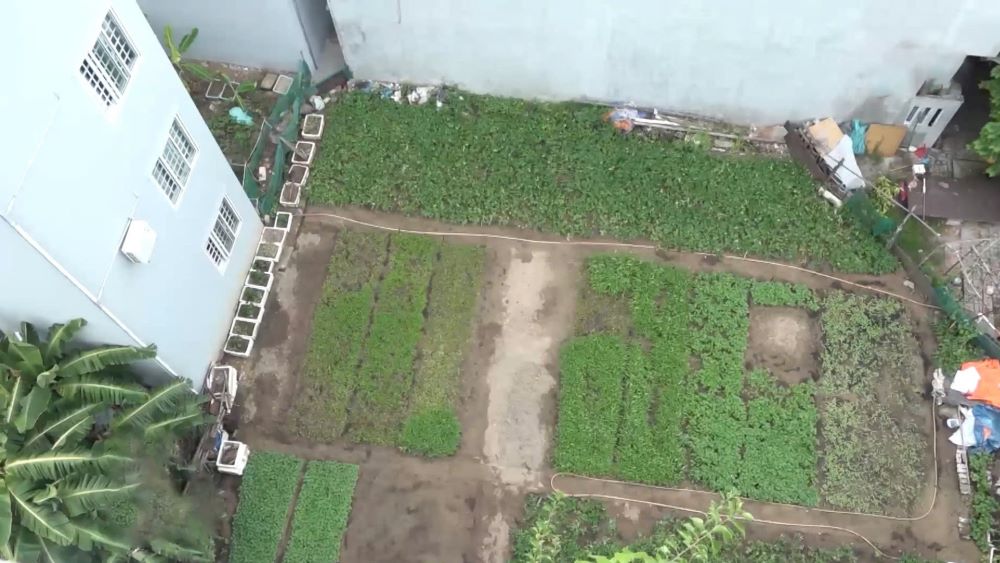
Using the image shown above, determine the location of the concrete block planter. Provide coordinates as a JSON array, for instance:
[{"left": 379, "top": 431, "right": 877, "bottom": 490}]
[
  {"left": 223, "top": 335, "right": 253, "bottom": 358},
  {"left": 251, "top": 258, "right": 274, "bottom": 274},
  {"left": 287, "top": 164, "right": 309, "bottom": 187},
  {"left": 291, "top": 141, "right": 316, "bottom": 165},
  {"left": 273, "top": 74, "right": 293, "bottom": 95},
  {"left": 256, "top": 241, "right": 282, "bottom": 262},
  {"left": 240, "top": 286, "right": 268, "bottom": 306},
  {"left": 261, "top": 226, "right": 287, "bottom": 246},
  {"left": 207, "top": 365, "right": 238, "bottom": 406},
  {"left": 302, "top": 114, "right": 325, "bottom": 140},
  {"left": 230, "top": 318, "right": 259, "bottom": 340},
  {"left": 235, "top": 301, "right": 265, "bottom": 323},
  {"left": 245, "top": 269, "right": 273, "bottom": 292},
  {"left": 274, "top": 211, "right": 292, "bottom": 231},
  {"left": 279, "top": 182, "right": 302, "bottom": 207}
]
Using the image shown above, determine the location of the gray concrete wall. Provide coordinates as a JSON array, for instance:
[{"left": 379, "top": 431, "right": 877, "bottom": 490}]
[
  {"left": 328, "top": 0, "right": 1000, "bottom": 125},
  {"left": 4, "top": 0, "right": 263, "bottom": 388},
  {"left": 139, "top": 0, "right": 312, "bottom": 71}
]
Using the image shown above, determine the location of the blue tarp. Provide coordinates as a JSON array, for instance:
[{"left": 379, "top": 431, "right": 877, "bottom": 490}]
[{"left": 972, "top": 404, "right": 1000, "bottom": 452}]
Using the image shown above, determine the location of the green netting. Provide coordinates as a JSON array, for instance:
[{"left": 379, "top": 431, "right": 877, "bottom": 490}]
[
  {"left": 241, "top": 60, "right": 314, "bottom": 216},
  {"left": 934, "top": 284, "right": 1000, "bottom": 359},
  {"left": 843, "top": 191, "right": 897, "bottom": 239}
]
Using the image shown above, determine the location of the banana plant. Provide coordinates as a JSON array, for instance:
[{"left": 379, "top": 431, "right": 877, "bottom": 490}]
[
  {"left": 163, "top": 25, "right": 214, "bottom": 81},
  {"left": 0, "top": 319, "right": 212, "bottom": 562}
]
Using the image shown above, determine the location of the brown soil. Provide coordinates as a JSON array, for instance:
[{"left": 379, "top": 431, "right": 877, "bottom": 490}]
[
  {"left": 746, "top": 306, "right": 819, "bottom": 385},
  {"left": 223, "top": 206, "right": 975, "bottom": 563},
  {"left": 287, "top": 165, "right": 308, "bottom": 185},
  {"left": 281, "top": 182, "right": 300, "bottom": 202}
]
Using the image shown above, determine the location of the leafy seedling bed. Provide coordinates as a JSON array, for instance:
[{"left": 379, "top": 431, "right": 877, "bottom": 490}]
[
  {"left": 274, "top": 212, "right": 292, "bottom": 231},
  {"left": 247, "top": 270, "right": 272, "bottom": 289}
]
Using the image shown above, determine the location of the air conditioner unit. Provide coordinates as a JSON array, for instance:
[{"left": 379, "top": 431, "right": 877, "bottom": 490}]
[{"left": 120, "top": 219, "right": 157, "bottom": 263}]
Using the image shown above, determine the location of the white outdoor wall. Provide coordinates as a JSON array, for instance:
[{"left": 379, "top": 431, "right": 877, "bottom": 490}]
[
  {"left": 1, "top": 0, "right": 263, "bottom": 388},
  {"left": 138, "top": 0, "right": 312, "bottom": 72},
  {"left": 328, "top": 0, "right": 1000, "bottom": 125}
]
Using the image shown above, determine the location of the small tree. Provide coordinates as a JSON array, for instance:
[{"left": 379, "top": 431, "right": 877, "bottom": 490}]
[
  {"left": 163, "top": 26, "right": 214, "bottom": 81},
  {"left": 0, "top": 319, "right": 211, "bottom": 562}
]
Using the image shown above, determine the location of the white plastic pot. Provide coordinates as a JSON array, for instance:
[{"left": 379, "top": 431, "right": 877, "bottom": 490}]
[
  {"left": 302, "top": 114, "right": 325, "bottom": 140},
  {"left": 235, "top": 298, "right": 266, "bottom": 322},
  {"left": 245, "top": 271, "right": 273, "bottom": 293},
  {"left": 223, "top": 335, "right": 253, "bottom": 358},
  {"left": 261, "top": 226, "right": 287, "bottom": 246},
  {"left": 274, "top": 211, "right": 293, "bottom": 232},
  {"left": 291, "top": 141, "right": 316, "bottom": 165},
  {"left": 273, "top": 75, "right": 293, "bottom": 95},
  {"left": 279, "top": 182, "right": 302, "bottom": 207},
  {"left": 255, "top": 241, "right": 282, "bottom": 263},
  {"left": 229, "top": 317, "right": 260, "bottom": 340},
  {"left": 216, "top": 440, "right": 251, "bottom": 475},
  {"left": 287, "top": 164, "right": 310, "bottom": 187}
]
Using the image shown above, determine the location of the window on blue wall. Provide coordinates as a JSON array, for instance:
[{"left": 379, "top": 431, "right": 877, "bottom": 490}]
[
  {"left": 153, "top": 118, "right": 198, "bottom": 204},
  {"left": 79, "top": 11, "right": 137, "bottom": 107},
  {"left": 206, "top": 198, "right": 241, "bottom": 268}
]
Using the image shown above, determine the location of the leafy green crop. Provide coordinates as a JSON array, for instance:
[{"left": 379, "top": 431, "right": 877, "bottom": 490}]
[
  {"left": 402, "top": 244, "right": 485, "bottom": 456},
  {"left": 348, "top": 234, "right": 438, "bottom": 444},
  {"left": 291, "top": 231, "right": 390, "bottom": 442},
  {"left": 229, "top": 452, "right": 304, "bottom": 563},
  {"left": 750, "top": 280, "right": 820, "bottom": 311},
  {"left": 970, "top": 452, "right": 1000, "bottom": 553},
  {"left": 314, "top": 92, "right": 896, "bottom": 273},
  {"left": 290, "top": 231, "right": 484, "bottom": 457},
  {"left": 739, "top": 371, "right": 818, "bottom": 505},
  {"left": 284, "top": 461, "right": 359, "bottom": 563},
  {"left": 555, "top": 335, "right": 630, "bottom": 475}
]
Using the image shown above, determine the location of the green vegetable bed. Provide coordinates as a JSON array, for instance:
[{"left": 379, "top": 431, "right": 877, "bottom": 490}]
[
  {"left": 291, "top": 230, "right": 485, "bottom": 455},
  {"left": 556, "top": 255, "right": 927, "bottom": 512},
  {"left": 284, "top": 461, "right": 360, "bottom": 563},
  {"left": 229, "top": 452, "right": 304, "bottom": 563},
  {"left": 313, "top": 92, "right": 896, "bottom": 274}
]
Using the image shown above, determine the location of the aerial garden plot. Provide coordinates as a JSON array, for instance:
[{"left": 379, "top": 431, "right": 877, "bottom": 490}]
[
  {"left": 288, "top": 229, "right": 485, "bottom": 456},
  {"left": 558, "top": 254, "right": 929, "bottom": 514},
  {"left": 312, "top": 91, "right": 896, "bottom": 274},
  {"left": 229, "top": 451, "right": 359, "bottom": 563}
]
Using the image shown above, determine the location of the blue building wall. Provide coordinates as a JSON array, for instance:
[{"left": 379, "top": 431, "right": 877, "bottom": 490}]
[
  {"left": 138, "top": 0, "right": 313, "bottom": 72},
  {"left": 327, "top": 0, "right": 1000, "bottom": 125},
  {"left": 2, "top": 0, "right": 263, "bottom": 388}
]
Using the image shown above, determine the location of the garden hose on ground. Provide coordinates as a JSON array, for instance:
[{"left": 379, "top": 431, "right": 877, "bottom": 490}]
[
  {"left": 301, "top": 212, "right": 938, "bottom": 310},
  {"left": 550, "top": 401, "right": 942, "bottom": 560}
]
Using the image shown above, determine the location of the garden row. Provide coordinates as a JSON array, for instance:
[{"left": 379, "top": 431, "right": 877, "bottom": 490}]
[
  {"left": 510, "top": 493, "right": 938, "bottom": 563},
  {"left": 311, "top": 91, "right": 896, "bottom": 274},
  {"left": 229, "top": 451, "right": 359, "bottom": 563},
  {"left": 556, "top": 255, "right": 927, "bottom": 514},
  {"left": 289, "top": 230, "right": 485, "bottom": 456}
]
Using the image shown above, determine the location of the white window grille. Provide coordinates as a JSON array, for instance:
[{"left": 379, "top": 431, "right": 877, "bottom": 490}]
[
  {"left": 206, "top": 199, "right": 241, "bottom": 267},
  {"left": 153, "top": 119, "right": 197, "bottom": 203},
  {"left": 79, "top": 12, "right": 136, "bottom": 106}
]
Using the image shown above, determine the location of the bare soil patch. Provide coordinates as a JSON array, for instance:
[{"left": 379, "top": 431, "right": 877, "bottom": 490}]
[{"left": 746, "top": 306, "right": 819, "bottom": 385}]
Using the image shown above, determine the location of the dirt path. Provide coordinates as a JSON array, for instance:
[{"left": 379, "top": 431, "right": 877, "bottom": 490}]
[{"left": 228, "top": 207, "right": 973, "bottom": 563}]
